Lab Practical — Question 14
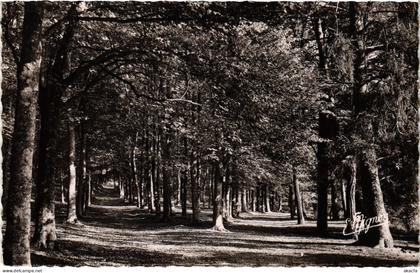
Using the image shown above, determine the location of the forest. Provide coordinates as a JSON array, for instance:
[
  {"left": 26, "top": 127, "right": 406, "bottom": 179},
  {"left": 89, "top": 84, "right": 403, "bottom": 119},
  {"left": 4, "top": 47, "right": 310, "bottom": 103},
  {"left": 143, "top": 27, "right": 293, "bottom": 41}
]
[{"left": 1, "top": 1, "right": 418, "bottom": 267}]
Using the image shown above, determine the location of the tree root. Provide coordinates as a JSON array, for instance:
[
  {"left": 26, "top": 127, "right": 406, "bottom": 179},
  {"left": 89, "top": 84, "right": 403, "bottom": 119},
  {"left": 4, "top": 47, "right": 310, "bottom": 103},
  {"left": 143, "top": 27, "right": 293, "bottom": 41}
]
[{"left": 210, "top": 225, "right": 230, "bottom": 232}]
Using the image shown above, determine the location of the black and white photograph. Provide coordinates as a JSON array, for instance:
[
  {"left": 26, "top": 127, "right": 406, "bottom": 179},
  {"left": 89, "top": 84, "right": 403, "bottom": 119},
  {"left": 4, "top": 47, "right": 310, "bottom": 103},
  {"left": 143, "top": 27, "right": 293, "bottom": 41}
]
[{"left": 0, "top": 1, "right": 418, "bottom": 269}]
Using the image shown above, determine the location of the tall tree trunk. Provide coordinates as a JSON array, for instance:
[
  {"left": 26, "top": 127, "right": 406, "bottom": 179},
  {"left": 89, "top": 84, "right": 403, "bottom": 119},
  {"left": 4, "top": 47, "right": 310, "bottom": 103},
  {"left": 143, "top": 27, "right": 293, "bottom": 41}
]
[
  {"left": 61, "top": 169, "right": 66, "bottom": 204},
  {"left": 86, "top": 173, "right": 91, "bottom": 207},
  {"left": 256, "top": 186, "right": 261, "bottom": 212},
  {"left": 288, "top": 184, "right": 295, "bottom": 219},
  {"left": 212, "top": 161, "right": 226, "bottom": 231},
  {"left": 278, "top": 191, "right": 283, "bottom": 212},
  {"left": 293, "top": 167, "right": 305, "bottom": 225},
  {"left": 161, "top": 131, "right": 172, "bottom": 222},
  {"left": 316, "top": 110, "right": 338, "bottom": 233},
  {"left": 148, "top": 170, "right": 155, "bottom": 212},
  {"left": 67, "top": 123, "right": 78, "bottom": 224},
  {"left": 33, "top": 4, "right": 79, "bottom": 250},
  {"left": 181, "top": 169, "right": 188, "bottom": 217},
  {"left": 341, "top": 177, "right": 348, "bottom": 218},
  {"left": 208, "top": 166, "right": 214, "bottom": 209},
  {"left": 357, "top": 145, "right": 394, "bottom": 247},
  {"left": 154, "top": 132, "right": 161, "bottom": 214},
  {"left": 331, "top": 180, "right": 340, "bottom": 220},
  {"left": 237, "top": 188, "right": 243, "bottom": 214},
  {"left": 162, "top": 166, "right": 172, "bottom": 221},
  {"left": 119, "top": 176, "right": 125, "bottom": 199},
  {"left": 344, "top": 156, "right": 357, "bottom": 237},
  {"left": 131, "top": 133, "right": 142, "bottom": 208},
  {"left": 176, "top": 168, "right": 181, "bottom": 205},
  {"left": 223, "top": 175, "right": 232, "bottom": 221},
  {"left": 77, "top": 121, "right": 87, "bottom": 216},
  {"left": 241, "top": 189, "right": 248, "bottom": 212},
  {"left": 251, "top": 189, "right": 256, "bottom": 212},
  {"left": 349, "top": 2, "right": 393, "bottom": 248},
  {"left": 4, "top": 2, "right": 44, "bottom": 265},
  {"left": 264, "top": 184, "right": 271, "bottom": 213},
  {"left": 191, "top": 152, "right": 200, "bottom": 224}
]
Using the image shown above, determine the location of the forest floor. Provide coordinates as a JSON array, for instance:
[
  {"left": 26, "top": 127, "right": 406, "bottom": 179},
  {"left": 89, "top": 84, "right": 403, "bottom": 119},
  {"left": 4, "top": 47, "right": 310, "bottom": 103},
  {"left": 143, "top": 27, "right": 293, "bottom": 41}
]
[{"left": 31, "top": 187, "right": 419, "bottom": 267}]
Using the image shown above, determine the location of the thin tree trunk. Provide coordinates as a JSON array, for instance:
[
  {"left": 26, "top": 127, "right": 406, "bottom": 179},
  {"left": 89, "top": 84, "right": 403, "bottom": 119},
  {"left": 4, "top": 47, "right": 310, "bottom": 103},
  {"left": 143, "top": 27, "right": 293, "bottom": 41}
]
[
  {"left": 237, "top": 189, "right": 243, "bottom": 214},
  {"left": 77, "top": 121, "right": 87, "bottom": 216},
  {"left": 212, "top": 161, "right": 226, "bottom": 231},
  {"left": 177, "top": 168, "right": 181, "bottom": 205},
  {"left": 331, "top": 180, "right": 339, "bottom": 220},
  {"left": 61, "top": 169, "right": 65, "bottom": 204},
  {"left": 155, "top": 132, "right": 161, "bottom": 214},
  {"left": 208, "top": 166, "right": 214, "bottom": 209},
  {"left": 181, "top": 169, "right": 187, "bottom": 217},
  {"left": 191, "top": 152, "right": 200, "bottom": 224},
  {"left": 251, "top": 189, "right": 256, "bottom": 212},
  {"left": 181, "top": 137, "right": 188, "bottom": 217},
  {"left": 4, "top": 2, "right": 44, "bottom": 265},
  {"left": 67, "top": 123, "right": 78, "bottom": 224},
  {"left": 223, "top": 169, "right": 232, "bottom": 221},
  {"left": 265, "top": 184, "right": 271, "bottom": 213},
  {"left": 341, "top": 177, "right": 348, "bottom": 218},
  {"left": 293, "top": 167, "right": 305, "bottom": 225},
  {"left": 149, "top": 170, "right": 155, "bottom": 212},
  {"left": 241, "top": 189, "right": 248, "bottom": 212},
  {"left": 161, "top": 132, "right": 172, "bottom": 221},
  {"left": 278, "top": 191, "right": 283, "bottom": 212},
  {"left": 87, "top": 173, "right": 92, "bottom": 207},
  {"left": 288, "top": 184, "right": 295, "bottom": 219},
  {"left": 119, "top": 176, "right": 125, "bottom": 199},
  {"left": 131, "top": 133, "right": 141, "bottom": 208},
  {"left": 344, "top": 156, "right": 357, "bottom": 236}
]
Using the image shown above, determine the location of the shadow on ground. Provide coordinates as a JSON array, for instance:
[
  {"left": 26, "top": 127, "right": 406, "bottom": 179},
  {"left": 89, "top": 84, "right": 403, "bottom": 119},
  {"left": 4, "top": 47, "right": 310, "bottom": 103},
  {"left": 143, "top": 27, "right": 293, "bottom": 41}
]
[{"left": 32, "top": 186, "right": 419, "bottom": 267}]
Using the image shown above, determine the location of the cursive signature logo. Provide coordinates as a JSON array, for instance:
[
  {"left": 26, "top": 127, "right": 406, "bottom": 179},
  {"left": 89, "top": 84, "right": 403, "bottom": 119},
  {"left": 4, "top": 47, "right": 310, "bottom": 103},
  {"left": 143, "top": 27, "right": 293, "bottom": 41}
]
[{"left": 343, "top": 212, "right": 388, "bottom": 236}]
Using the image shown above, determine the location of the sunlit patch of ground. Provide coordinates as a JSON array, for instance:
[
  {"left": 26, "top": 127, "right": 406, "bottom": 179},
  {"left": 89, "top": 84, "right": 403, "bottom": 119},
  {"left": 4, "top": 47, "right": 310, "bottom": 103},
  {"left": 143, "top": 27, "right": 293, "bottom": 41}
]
[{"left": 31, "top": 188, "right": 419, "bottom": 267}]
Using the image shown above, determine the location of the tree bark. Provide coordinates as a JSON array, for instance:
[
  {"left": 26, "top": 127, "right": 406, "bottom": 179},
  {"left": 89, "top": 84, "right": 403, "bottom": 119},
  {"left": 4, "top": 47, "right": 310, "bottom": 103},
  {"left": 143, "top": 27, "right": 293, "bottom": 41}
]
[
  {"left": 176, "top": 168, "right": 181, "bottom": 205},
  {"left": 61, "top": 169, "right": 66, "bottom": 204},
  {"left": 66, "top": 123, "right": 78, "bottom": 223},
  {"left": 119, "top": 176, "right": 125, "bottom": 199},
  {"left": 316, "top": 110, "right": 338, "bottom": 233},
  {"left": 341, "top": 176, "right": 347, "bottom": 218},
  {"left": 77, "top": 121, "right": 87, "bottom": 216},
  {"left": 161, "top": 131, "right": 172, "bottom": 222},
  {"left": 131, "top": 133, "right": 142, "bottom": 208},
  {"left": 212, "top": 161, "right": 226, "bottom": 231},
  {"left": 251, "top": 189, "right": 256, "bottom": 212},
  {"left": 154, "top": 131, "right": 161, "bottom": 214},
  {"left": 344, "top": 156, "right": 357, "bottom": 237},
  {"left": 331, "top": 179, "right": 340, "bottom": 220},
  {"left": 4, "top": 2, "right": 44, "bottom": 265},
  {"left": 86, "top": 173, "right": 92, "bottom": 207},
  {"left": 33, "top": 4, "right": 79, "bottom": 250},
  {"left": 293, "top": 167, "right": 305, "bottom": 224},
  {"left": 288, "top": 184, "right": 295, "bottom": 219},
  {"left": 349, "top": 2, "right": 394, "bottom": 248},
  {"left": 357, "top": 145, "right": 394, "bottom": 247},
  {"left": 191, "top": 152, "right": 200, "bottom": 224},
  {"left": 241, "top": 189, "right": 248, "bottom": 212},
  {"left": 181, "top": 169, "right": 188, "bottom": 217},
  {"left": 237, "top": 189, "right": 243, "bottom": 214},
  {"left": 264, "top": 184, "right": 271, "bottom": 213}
]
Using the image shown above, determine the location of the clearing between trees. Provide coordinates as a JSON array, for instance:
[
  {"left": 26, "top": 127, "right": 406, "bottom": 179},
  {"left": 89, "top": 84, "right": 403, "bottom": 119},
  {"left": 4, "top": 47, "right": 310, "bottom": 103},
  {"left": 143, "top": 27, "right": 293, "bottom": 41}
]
[{"left": 31, "top": 186, "right": 418, "bottom": 267}]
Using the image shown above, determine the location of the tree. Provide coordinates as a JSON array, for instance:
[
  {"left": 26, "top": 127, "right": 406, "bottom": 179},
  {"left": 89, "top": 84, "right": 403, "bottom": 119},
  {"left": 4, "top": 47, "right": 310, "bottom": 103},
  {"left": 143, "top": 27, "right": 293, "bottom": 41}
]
[{"left": 4, "top": 2, "right": 44, "bottom": 265}]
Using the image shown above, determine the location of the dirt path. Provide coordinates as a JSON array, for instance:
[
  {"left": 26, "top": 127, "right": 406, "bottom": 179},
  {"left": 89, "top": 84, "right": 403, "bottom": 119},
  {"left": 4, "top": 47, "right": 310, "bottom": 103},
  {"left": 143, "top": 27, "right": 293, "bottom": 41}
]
[{"left": 32, "top": 188, "right": 419, "bottom": 267}]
